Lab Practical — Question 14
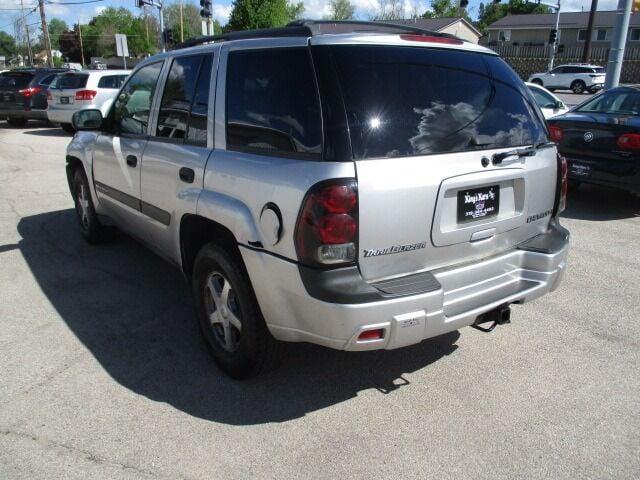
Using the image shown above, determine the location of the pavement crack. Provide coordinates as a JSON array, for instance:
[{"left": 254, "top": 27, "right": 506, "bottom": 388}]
[{"left": 0, "top": 428, "right": 193, "bottom": 480}]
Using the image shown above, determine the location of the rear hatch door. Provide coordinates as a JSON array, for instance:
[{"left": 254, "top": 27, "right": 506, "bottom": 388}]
[
  {"left": 49, "top": 72, "right": 89, "bottom": 109},
  {"left": 0, "top": 71, "right": 34, "bottom": 109},
  {"left": 323, "top": 43, "right": 557, "bottom": 281}
]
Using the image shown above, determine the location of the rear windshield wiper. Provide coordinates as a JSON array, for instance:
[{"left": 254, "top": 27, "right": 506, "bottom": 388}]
[{"left": 492, "top": 142, "right": 555, "bottom": 165}]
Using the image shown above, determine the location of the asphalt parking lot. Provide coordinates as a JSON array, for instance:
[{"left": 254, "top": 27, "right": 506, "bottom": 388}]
[{"left": 0, "top": 120, "right": 639, "bottom": 480}]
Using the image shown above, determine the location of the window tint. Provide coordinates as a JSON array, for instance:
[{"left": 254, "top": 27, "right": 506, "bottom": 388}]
[
  {"left": 326, "top": 46, "right": 546, "bottom": 160},
  {"left": 40, "top": 74, "right": 57, "bottom": 86},
  {"left": 98, "top": 75, "right": 127, "bottom": 89},
  {"left": 226, "top": 48, "right": 322, "bottom": 158},
  {"left": 551, "top": 67, "right": 565, "bottom": 74},
  {"left": 51, "top": 73, "right": 88, "bottom": 89},
  {"left": 577, "top": 91, "right": 640, "bottom": 115},
  {"left": 156, "top": 55, "right": 202, "bottom": 140},
  {"left": 0, "top": 72, "right": 34, "bottom": 89},
  {"left": 113, "top": 62, "right": 162, "bottom": 135},
  {"left": 187, "top": 55, "right": 212, "bottom": 146}
]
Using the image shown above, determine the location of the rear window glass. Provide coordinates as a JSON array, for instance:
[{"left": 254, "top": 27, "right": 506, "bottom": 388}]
[
  {"left": 0, "top": 72, "right": 34, "bottom": 89},
  {"left": 327, "top": 46, "right": 547, "bottom": 160},
  {"left": 577, "top": 91, "right": 640, "bottom": 115},
  {"left": 51, "top": 73, "right": 88, "bottom": 89},
  {"left": 98, "top": 75, "right": 127, "bottom": 89}
]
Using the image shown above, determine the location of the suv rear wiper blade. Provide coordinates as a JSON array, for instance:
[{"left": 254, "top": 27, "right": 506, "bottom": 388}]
[{"left": 492, "top": 142, "right": 555, "bottom": 165}]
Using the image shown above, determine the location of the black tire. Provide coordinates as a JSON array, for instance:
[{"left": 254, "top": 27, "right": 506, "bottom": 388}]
[
  {"left": 588, "top": 87, "right": 599, "bottom": 94},
  {"left": 193, "top": 243, "right": 283, "bottom": 379},
  {"left": 531, "top": 78, "right": 543, "bottom": 86},
  {"left": 571, "top": 80, "right": 586, "bottom": 94},
  {"left": 61, "top": 123, "right": 75, "bottom": 134},
  {"left": 7, "top": 117, "right": 27, "bottom": 127},
  {"left": 72, "top": 168, "right": 115, "bottom": 244}
]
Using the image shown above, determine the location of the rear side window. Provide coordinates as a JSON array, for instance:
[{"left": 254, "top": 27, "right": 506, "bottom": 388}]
[
  {"left": 225, "top": 48, "right": 322, "bottom": 159},
  {"left": 156, "top": 54, "right": 211, "bottom": 144},
  {"left": 51, "top": 73, "right": 88, "bottom": 89},
  {"left": 0, "top": 72, "right": 34, "bottom": 89},
  {"left": 98, "top": 75, "right": 128, "bottom": 89},
  {"left": 326, "top": 46, "right": 546, "bottom": 160}
]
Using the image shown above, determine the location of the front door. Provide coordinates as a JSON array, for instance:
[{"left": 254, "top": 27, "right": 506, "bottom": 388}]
[
  {"left": 92, "top": 61, "right": 164, "bottom": 236},
  {"left": 140, "top": 52, "right": 216, "bottom": 262}
]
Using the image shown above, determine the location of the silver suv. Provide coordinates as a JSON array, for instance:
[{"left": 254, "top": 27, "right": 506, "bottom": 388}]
[{"left": 65, "top": 21, "right": 570, "bottom": 378}]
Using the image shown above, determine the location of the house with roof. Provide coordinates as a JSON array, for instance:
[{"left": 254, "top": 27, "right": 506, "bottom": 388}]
[
  {"left": 321, "top": 17, "right": 483, "bottom": 44},
  {"left": 485, "top": 11, "right": 640, "bottom": 48}
]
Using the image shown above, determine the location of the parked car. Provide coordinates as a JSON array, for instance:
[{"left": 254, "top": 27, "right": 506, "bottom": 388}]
[
  {"left": 528, "top": 64, "right": 605, "bottom": 94},
  {"left": 47, "top": 70, "right": 130, "bottom": 133},
  {"left": 65, "top": 21, "right": 570, "bottom": 378},
  {"left": 0, "top": 68, "right": 68, "bottom": 126},
  {"left": 526, "top": 82, "right": 569, "bottom": 119},
  {"left": 548, "top": 85, "right": 640, "bottom": 195}
]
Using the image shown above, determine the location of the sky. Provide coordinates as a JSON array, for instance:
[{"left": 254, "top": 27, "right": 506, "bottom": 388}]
[{"left": 0, "top": 0, "right": 622, "bottom": 36}]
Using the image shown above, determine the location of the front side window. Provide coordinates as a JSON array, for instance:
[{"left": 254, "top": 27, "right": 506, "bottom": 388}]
[
  {"left": 326, "top": 46, "right": 547, "bottom": 160},
  {"left": 225, "top": 48, "right": 322, "bottom": 158},
  {"left": 529, "top": 86, "right": 558, "bottom": 109},
  {"left": 551, "top": 67, "right": 565, "bottom": 74},
  {"left": 113, "top": 62, "right": 162, "bottom": 135}
]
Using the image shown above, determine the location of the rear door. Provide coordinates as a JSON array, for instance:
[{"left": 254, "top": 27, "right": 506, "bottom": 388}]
[
  {"left": 321, "top": 44, "right": 557, "bottom": 281},
  {"left": 49, "top": 72, "right": 89, "bottom": 110},
  {"left": 0, "top": 71, "right": 34, "bottom": 110}
]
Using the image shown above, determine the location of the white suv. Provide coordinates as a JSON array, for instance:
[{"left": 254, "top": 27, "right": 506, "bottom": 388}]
[
  {"left": 528, "top": 64, "right": 605, "bottom": 94},
  {"left": 47, "top": 70, "right": 130, "bottom": 132}
]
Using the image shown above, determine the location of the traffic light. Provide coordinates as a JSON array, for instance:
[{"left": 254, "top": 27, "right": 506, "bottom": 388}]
[
  {"left": 163, "top": 28, "right": 174, "bottom": 45},
  {"left": 200, "top": 0, "right": 212, "bottom": 18},
  {"left": 459, "top": 0, "right": 469, "bottom": 8},
  {"left": 548, "top": 29, "right": 557, "bottom": 44},
  {"left": 135, "top": 0, "right": 145, "bottom": 7}
]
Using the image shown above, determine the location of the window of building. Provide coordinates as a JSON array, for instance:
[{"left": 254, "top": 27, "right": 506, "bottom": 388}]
[
  {"left": 596, "top": 29, "right": 607, "bottom": 41},
  {"left": 113, "top": 61, "right": 162, "bottom": 135},
  {"left": 630, "top": 28, "right": 640, "bottom": 41},
  {"left": 498, "top": 30, "right": 511, "bottom": 42},
  {"left": 578, "top": 29, "right": 587, "bottom": 42},
  {"left": 225, "top": 48, "right": 322, "bottom": 159}
]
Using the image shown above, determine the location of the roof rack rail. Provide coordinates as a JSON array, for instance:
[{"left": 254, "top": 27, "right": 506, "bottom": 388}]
[{"left": 175, "top": 19, "right": 457, "bottom": 50}]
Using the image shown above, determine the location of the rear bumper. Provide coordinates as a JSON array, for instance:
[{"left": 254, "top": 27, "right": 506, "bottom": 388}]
[
  {"left": 241, "top": 222, "right": 570, "bottom": 351},
  {"left": 46, "top": 107, "right": 76, "bottom": 124},
  {"left": 566, "top": 155, "right": 640, "bottom": 194},
  {"left": 0, "top": 107, "right": 47, "bottom": 120}
]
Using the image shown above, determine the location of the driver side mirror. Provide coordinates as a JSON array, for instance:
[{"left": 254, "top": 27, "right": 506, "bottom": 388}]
[{"left": 72, "top": 109, "right": 103, "bottom": 131}]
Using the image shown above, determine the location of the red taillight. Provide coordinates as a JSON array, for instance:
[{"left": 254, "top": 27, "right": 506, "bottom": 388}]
[
  {"left": 553, "top": 154, "right": 568, "bottom": 217},
  {"left": 549, "top": 125, "right": 563, "bottom": 143},
  {"left": 400, "top": 34, "right": 463, "bottom": 45},
  {"left": 75, "top": 90, "right": 97, "bottom": 101},
  {"left": 295, "top": 179, "right": 358, "bottom": 266},
  {"left": 18, "top": 86, "right": 42, "bottom": 98},
  {"left": 617, "top": 133, "right": 640, "bottom": 150}
]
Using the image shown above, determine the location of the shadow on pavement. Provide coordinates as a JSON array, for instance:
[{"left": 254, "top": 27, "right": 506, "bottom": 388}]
[
  {"left": 16, "top": 209, "right": 459, "bottom": 425},
  {"left": 22, "top": 128, "right": 71, "bottom": 137},
  {"left": 562, "top": 183, "right": 640, "bottom": 221}
]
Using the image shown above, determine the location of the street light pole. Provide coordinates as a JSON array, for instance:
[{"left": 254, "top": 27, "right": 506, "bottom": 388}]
[{"left": 605, "top": 0, "right": 633, "bottom": 89}]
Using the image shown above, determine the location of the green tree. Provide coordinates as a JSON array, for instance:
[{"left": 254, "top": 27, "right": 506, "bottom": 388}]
[
  {"left": 226, "top": 0, "right": 304, "bottom": 31},
  {"left": 329, "top": 0, "right": 355, "bottom": 20},
  {"left": 422, "top": 0, "right": 470, "bottom": 21},
  {"left": 45, "top": 19, "right": 68, "bottom": 50},
  {"left": 82, "top": 7, "right": 156, "bottom": 58},
  {"left": 0, "top": 31, "right": 16, "bottom": 58}
]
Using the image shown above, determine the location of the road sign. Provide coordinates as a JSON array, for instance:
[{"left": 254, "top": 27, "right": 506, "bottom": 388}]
[{"left": 115, "top": 34, "right": 129, "bottom": 58}]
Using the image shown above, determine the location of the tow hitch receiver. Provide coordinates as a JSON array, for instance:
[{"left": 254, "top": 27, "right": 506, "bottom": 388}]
[{"left": 471, "top": 305, "right": 511, "bottom": 333}]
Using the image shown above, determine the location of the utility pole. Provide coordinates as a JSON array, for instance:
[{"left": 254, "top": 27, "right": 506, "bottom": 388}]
[
  {"left": 136, "top": 0, "right": 165, "bottom": 53},
  {"left": 605, "top": 0, "right": 633, "bottom": 89},
  {"left": 159, "top": 3, "right": 165, "bottom": 52},
  {"left": 37, "top": 0, "right": 53, "bottom": 67},
  {"left": 179, "top": 0, "right": 184, "bottom": 43},
  {"left": 78, "top": 21, "right": 85, "bottom": 68},
  {"left": 547, "top": 0, "right": 561, "bottom": 71},
  {"left": 581, "top": 0, "right": 598, "bottom": 63},
  {"left": 20, "top": 0, "right": 33, "bottom": 66}
]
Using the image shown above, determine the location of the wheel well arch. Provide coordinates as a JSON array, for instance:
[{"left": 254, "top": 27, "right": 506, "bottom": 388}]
[
  {"left": 180, "top": 214, "right": 242, "bottom": 281},
  {"left": 65, "top": 155, "right": 84, "bottom": 197}
]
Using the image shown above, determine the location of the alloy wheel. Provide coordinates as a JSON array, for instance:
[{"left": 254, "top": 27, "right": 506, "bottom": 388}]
[{"left": 204, "top": 271, "right": 242, "bottom": 352}]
